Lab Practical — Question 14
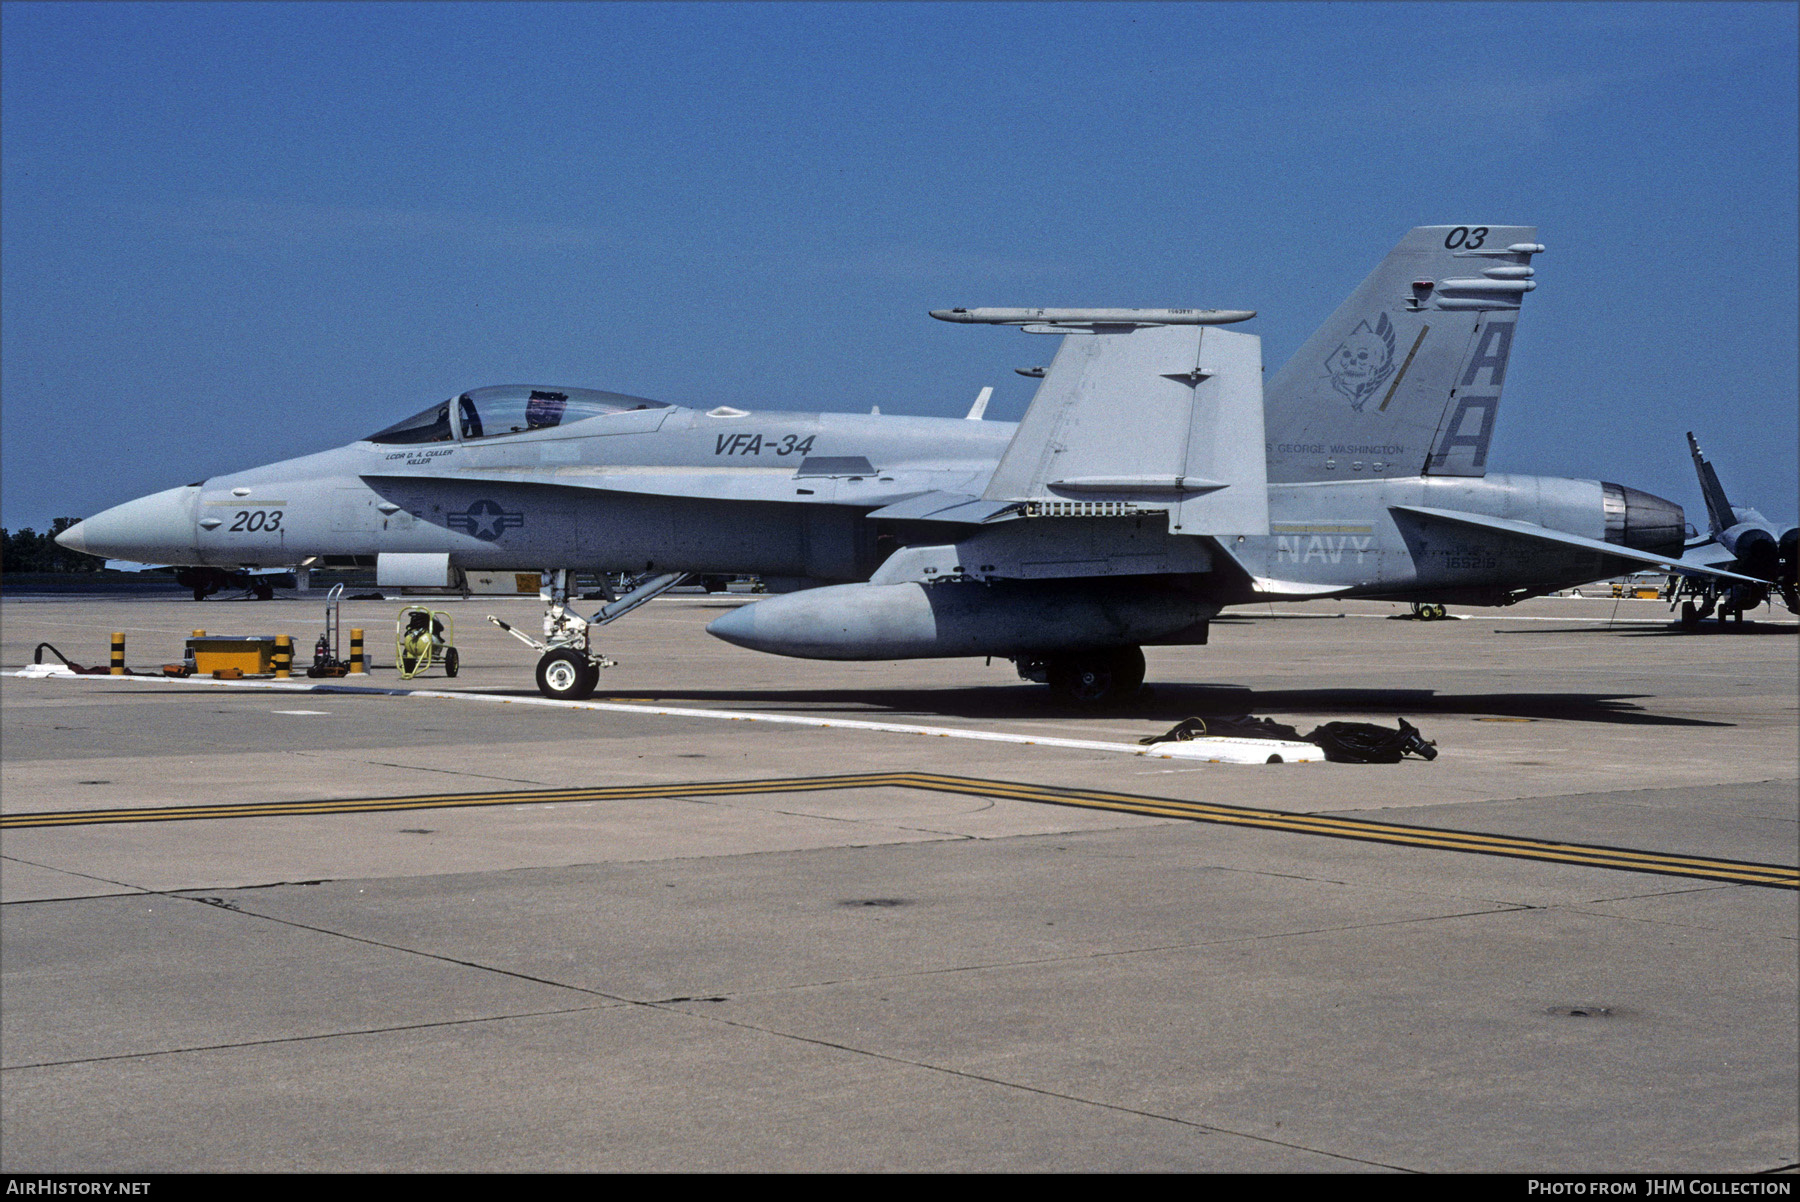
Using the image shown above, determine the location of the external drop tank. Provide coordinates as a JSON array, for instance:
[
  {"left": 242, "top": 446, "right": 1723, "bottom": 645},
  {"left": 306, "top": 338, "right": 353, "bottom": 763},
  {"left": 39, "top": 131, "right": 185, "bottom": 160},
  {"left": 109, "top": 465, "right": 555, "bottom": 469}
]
[{"left": 706, "top": 577, "right": 1216, "bottom": 660}]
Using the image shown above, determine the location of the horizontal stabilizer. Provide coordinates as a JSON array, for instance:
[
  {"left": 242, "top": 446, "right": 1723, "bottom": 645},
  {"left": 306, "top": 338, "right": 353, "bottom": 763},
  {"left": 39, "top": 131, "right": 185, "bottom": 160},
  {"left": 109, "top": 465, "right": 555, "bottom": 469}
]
[
  {"left": 1679, "top": 540, "right": 1743, "bottom": 570},
  {"left": 1243, "top": 577, "right": 1355, "bottom": 598},
  {"left": 1206, "top": 537, "right": 1355, "bottom": 598},
  {"left": 982, "top": 324, "right": 1268, "bottom": 536},
  {"left": 1391, "top": 505, "right": 1764, "bottom": 584}
]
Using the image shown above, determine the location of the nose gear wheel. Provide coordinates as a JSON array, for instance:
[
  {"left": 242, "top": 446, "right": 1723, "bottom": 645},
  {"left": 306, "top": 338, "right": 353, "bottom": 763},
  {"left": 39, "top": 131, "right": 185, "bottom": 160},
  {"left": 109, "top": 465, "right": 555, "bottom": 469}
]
[{"left": 536, "top": 648, "right": 600, "bottom": 700}]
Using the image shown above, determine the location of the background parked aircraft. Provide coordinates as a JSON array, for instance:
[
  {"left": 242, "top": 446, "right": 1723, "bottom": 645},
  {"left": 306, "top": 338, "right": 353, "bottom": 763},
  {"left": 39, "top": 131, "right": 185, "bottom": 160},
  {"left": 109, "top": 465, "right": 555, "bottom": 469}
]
[{"left": 1670, "top": 432, "right": 1799, "bottom": 627}]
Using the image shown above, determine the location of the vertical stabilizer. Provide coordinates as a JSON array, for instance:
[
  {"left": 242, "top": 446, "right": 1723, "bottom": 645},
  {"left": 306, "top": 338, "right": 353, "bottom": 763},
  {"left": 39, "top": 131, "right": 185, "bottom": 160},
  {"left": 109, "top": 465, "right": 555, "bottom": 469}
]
[
  {"left": 1686, "top": 432, "right": 1735, "bottom": 538},
  {"left": 1263, "top": 225, "right": 1542, "bottom": 483}
]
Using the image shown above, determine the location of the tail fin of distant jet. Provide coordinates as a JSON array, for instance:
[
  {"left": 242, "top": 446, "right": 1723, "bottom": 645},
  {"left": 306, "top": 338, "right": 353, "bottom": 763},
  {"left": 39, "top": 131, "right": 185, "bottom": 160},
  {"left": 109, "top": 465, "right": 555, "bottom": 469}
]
[
  {"left": 1262, "top": 225, "right": 1543, "bottom": 483},
  {"left": 1686, "top": 431, "right": 1735, "bottom": 538}
]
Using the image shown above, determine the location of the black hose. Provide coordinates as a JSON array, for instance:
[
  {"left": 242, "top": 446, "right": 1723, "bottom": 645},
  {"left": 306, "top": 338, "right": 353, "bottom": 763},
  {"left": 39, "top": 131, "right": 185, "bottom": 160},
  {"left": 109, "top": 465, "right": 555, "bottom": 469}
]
[
  {"left": 32, "top": 642, "right": 84, "bottom": 670},
  {"left": 1140, "top": 715, "right": 1308, "bottom": 745}
]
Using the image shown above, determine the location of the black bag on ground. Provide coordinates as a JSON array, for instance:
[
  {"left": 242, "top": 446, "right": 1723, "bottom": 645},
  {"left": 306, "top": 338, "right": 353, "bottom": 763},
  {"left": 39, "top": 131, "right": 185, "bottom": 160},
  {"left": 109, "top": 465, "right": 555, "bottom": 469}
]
[{"left": 1303, "top": 718, "right": 1438, "bottom": 763}]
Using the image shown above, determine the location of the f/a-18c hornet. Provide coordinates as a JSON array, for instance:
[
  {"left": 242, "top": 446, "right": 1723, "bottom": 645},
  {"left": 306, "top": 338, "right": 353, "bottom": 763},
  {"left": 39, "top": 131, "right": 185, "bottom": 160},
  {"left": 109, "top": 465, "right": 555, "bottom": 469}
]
[
  {"left": 1669, "top": 431, "right": 1798, "bottom": 628},
  {"left": 57, "top": 225, "right": 1758, "bottom": 704}
]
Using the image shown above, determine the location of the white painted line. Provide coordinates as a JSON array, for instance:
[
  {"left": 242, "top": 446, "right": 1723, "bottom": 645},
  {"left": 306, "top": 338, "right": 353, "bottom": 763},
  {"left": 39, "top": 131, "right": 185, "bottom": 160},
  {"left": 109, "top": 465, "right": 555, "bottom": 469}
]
[
  {"left": 8, "top": 667, "right": 1321, "bottom": 764},
  {"left": 271, "top": 709, "right": 331, "bottom": 715}
]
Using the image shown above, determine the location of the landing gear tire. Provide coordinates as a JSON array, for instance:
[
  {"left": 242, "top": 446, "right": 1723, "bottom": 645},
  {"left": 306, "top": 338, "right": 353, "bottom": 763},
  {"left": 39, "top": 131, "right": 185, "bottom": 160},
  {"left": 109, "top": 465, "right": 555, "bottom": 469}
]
[
  {"left": 1680, "top": 600, "right": 1702, "bottom": 630},
  {"left": 1046, "top": 646, "right": 1145, "bottom": 708},
  {"left": 536, "top": 649, "right": 598, "bottom": 700},
  {"left": 443, "top": 647, "right": 460, "bottom": 678}
]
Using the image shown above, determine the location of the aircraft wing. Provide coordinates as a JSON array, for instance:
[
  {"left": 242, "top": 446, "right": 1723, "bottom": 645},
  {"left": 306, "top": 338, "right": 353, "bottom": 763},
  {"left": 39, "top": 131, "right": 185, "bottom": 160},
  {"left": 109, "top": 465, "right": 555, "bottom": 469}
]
[
  {"left": 1390, "top": 505, "right": 1765, "bottom": 584},
  {"left": 862, "top": 325, "right": 1275, "bottom": 588},
  {"left": 982, "top": 323, "right": 1269, "bottom": 536}
]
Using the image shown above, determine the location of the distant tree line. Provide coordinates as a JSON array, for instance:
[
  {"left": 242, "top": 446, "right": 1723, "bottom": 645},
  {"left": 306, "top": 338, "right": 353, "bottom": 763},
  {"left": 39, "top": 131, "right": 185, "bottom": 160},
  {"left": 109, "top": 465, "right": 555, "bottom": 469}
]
[{"left": 2, "top": 519, "right": 103, "bottom": 573}]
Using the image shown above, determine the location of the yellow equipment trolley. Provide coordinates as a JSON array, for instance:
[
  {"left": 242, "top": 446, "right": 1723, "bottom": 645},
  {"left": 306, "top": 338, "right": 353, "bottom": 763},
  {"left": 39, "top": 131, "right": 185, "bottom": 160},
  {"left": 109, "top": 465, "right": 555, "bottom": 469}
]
[{"left": 396, "top": 606, "right": 459, "bottom": 679}]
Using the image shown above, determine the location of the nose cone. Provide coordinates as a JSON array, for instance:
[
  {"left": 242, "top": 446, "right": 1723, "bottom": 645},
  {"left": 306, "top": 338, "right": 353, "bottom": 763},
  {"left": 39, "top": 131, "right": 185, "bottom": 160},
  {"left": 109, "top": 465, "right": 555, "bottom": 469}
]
[
  {"left": 705, "top": 588, "right": 902, "bottom": 659},
  {"left": 57, "top": 485, "right": 202, "bottom": 564}
]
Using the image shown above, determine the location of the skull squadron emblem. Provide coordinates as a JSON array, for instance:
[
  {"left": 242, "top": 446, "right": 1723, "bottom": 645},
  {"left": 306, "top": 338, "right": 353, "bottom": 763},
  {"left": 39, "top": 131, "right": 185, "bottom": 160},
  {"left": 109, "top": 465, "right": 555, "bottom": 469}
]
[{"left": 1324, "top": 312, "right": 1397, "bottom": 412}]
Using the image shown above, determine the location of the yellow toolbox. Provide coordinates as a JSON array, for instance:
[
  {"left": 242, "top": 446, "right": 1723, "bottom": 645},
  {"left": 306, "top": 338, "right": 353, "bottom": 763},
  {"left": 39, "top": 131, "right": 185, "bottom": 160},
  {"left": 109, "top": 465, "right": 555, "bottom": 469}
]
[{"left": 187, "top": 636, "right": 278, "bottom": 675}]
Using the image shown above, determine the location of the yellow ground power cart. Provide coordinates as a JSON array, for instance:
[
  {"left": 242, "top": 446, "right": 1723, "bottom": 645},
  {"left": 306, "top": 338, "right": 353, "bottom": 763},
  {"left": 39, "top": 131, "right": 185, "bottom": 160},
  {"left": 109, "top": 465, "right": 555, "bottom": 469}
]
[
  {"left": 187, "top": 636, "right": 279, "bottom": 675},
  {"left": 395, "top": 606, "right": 458, "bottom": 680}
]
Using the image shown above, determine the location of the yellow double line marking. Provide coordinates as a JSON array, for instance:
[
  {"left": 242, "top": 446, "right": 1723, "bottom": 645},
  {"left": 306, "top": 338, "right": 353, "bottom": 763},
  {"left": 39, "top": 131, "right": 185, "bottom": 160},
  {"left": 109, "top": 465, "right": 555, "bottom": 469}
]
[{"left": 5, "top": 772, "right": 1793, "bottom": 890}]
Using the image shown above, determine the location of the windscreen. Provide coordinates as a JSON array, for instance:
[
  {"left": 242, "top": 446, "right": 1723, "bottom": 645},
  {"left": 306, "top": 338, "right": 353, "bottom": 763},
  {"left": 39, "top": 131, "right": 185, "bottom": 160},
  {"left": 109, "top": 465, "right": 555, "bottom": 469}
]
[{"left": 365, "top": 401, "right": 454, "bottom": 445}]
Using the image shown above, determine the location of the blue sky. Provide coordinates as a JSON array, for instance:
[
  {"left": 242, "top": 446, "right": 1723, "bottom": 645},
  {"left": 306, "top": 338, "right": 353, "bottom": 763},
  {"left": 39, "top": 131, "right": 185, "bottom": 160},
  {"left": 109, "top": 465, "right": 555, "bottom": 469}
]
[{"left": 4, "top": 1, "right": 1795, "bottom": 529}]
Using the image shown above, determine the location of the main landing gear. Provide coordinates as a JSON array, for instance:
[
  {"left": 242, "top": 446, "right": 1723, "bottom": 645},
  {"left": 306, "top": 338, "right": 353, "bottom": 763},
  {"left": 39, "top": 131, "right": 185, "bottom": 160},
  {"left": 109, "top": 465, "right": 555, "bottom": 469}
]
[
  {"left": 1672, "top": 576, "right": 1773, "bottom": 631},
  {"left": 489, "top": 569, "right": 692, "bottom": 701},
  {"left": 1014, "top": 645, "right": 1146, "bottom": 708},
  {"left": 1679, "top": 598, "right": 1716, "bottom": 630}
]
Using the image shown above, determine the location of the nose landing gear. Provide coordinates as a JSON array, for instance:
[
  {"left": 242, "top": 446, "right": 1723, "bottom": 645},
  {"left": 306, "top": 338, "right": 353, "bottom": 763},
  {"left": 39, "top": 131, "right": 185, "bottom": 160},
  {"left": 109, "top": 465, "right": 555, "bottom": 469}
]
[{"left": 489, "top": 568, "right": 691, "bottom": 700}]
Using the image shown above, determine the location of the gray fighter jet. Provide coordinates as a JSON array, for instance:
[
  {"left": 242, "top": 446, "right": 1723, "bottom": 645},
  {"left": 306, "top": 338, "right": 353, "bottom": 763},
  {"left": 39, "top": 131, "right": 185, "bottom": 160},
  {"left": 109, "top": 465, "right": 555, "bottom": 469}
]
[
  {"left": 1668, "top": 431, "right": 1798, "bottom": 627},
  {"left": 56, "top": 225, "right": 1755, "bottom": 703}
]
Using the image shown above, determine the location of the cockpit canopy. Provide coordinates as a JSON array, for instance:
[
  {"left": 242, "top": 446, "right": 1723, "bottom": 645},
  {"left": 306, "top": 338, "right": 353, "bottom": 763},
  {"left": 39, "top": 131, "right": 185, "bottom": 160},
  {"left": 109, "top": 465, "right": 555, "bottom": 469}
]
[{"left": 365, "top": 385, "right": 669, "bottom": 445}]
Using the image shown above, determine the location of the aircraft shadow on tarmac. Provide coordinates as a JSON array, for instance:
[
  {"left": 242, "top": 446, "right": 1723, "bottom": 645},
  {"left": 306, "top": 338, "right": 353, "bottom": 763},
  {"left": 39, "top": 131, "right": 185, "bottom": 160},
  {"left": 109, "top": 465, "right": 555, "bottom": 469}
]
[
  {"left": 1491, "top": 623, "right": 1798, "bottom": 639},
  {"left": 1205, "top": 613, "right": 1796, "bottom": 638},
  {"left": 541, "top": 684, "right": 1734, "bottom": 728}
]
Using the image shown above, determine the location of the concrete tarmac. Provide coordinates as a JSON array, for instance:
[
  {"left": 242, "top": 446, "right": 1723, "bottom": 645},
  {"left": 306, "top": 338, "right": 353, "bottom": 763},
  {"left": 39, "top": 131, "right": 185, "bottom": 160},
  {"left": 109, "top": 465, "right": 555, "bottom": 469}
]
[{"left": 2, "top": 589, "right": 1794, "bottom": 1172}]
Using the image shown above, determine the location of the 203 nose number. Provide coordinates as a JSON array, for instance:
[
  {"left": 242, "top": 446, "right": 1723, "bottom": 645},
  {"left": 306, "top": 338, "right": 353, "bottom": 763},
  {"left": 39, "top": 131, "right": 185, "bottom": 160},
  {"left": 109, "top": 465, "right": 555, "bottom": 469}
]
[{"left": 229, "top": 509, "right": 283, "bottom": 532}]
